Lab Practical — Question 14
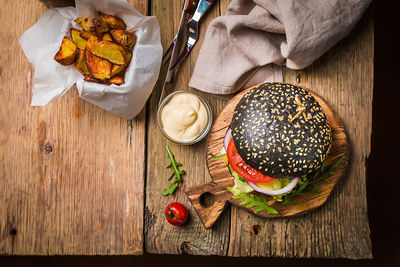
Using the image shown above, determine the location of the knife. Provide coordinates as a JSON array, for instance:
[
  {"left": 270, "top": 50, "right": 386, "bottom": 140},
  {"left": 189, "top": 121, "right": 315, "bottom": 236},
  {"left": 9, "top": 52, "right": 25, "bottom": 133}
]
[{"left": 158, "top": 0, "right": 199, "bottom": 107}]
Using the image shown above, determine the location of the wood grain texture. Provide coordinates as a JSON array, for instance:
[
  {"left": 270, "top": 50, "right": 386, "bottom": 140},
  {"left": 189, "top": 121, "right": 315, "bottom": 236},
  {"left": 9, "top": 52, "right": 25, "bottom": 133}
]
[
  {"left": 185, "top": 84, "right": 350, "bottom": 228},
  {"left": 145, "top": 0, "right": 231, "bottom": 255},
  {"left": 0, "top": 0, "right": 373, "bottom": 258},
  {"left": 0, "top": 0, "right": 147, "bottom": 255},
  {"left": 146, "top": 2, "right": 373, "bottom": 258},
  {"left": 226, "top": 10, "right": 374, "bottom": 259}
]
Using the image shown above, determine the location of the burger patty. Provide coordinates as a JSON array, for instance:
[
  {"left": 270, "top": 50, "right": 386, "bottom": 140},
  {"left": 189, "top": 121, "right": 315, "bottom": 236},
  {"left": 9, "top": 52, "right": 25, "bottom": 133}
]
[{"left": 231, "top": 82, "right": 332, "bottom": 179}]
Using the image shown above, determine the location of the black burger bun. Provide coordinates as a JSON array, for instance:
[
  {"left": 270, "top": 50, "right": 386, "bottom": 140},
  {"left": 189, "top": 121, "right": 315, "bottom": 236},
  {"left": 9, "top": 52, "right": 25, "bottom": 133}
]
[{"left": 231, "top": 82, "right": 332, "bottom": 179}]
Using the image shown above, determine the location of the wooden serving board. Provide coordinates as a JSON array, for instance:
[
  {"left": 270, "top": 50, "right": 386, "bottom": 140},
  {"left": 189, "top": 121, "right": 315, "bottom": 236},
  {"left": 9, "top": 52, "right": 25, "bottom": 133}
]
[{"left": 185, "top": 83, "right": 350, "bottom": 228}]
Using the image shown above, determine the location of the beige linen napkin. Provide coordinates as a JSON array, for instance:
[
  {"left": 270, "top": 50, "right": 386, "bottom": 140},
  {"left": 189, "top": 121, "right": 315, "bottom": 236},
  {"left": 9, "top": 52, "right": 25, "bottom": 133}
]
[{"left": 189, "top": 0, "right": 371, "bottom": 94}]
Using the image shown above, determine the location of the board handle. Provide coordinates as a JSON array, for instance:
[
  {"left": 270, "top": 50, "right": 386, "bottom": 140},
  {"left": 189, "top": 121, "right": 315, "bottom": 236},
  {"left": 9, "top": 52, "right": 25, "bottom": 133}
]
[{"left": 184, "top": 178, "right": 233, "bottom": 228}]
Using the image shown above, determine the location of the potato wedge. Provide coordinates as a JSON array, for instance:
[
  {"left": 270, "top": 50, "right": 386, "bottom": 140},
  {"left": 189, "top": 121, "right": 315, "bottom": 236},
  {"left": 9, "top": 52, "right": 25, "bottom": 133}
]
[
  {"left": 83, "top": 74, "right": 106, "bottom": 84},
  {"left": 90, "top": 41, "right": 126, "bottom": 65},
  {"left": 80, "top": 30, "right": 93, "bottom": 40},
  {"left": 60, "top": 15, "right": 132, "bottom": 85},
  {"left": 110, "top": 50, "right": 132, "bottom": 76},
  {"left": 84, "top": 36, "right": 111, "bottom": 80},
  {"left": 75, "top": 17, "right": 109, "bottom": 35},
  {"left": 110, "top": 65, "right": 120, "bottom": 76},
  {"left": 99, "top": 12, "right": 127, "bottom": 30},
  {"left": 109, "top": 75, "right": 125, "bottom": 85},
  {"left": 85, "top": 52, "right": 111, "bottom": 80},
  {"left": 125, "top": 50, "right": 132, "bottom": 63},
  {"left": 85, "top": 35, "right": 101, "bottom": 50},
  {"left": 74, "top": 17, "right": 93, "bottom": 32},
  {"left": 95, "top": 19, "right": 110, "bottom": 35},
  {"left": 70, "top": 28, "right": 87, "bottom": 50},
  {"left": 110, "top": 30, "right": 136, "bottom": 50},
  {"left": 75, "top": 50, "right": 90, "bottom": 75},
  {"left": 54, "top": 37, "right": 77, "bottom": 65},
  {"left": 111, "top": 64, "right": 125, "bottom": 77},
  {"left": 102, "top": 33, "right": 113, "bottom": 42}
]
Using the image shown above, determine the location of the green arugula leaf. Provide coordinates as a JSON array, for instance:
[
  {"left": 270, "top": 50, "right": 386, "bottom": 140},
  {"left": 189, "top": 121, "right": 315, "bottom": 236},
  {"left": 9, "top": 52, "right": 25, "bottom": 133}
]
[
  {"left": 282, "top": 198, "right": 298, "bottom": 205},
  {"left": 161, "top": 146, "right": 185, "bottom": 196},
  {"left": 227, "top": 187, "right": 279, "bottom": 215},
  {"left": 282, "top": 156, "right": 344, "bottom": 205},
  {"left": 167, "top": 172, "right": 175, "bottom": 181},
  {"left": 161, "top": 183, "right": 178, "bottom": 196},
  {"left": 238, "top": 175, "right": 247, "bottom": 183},
  {"left": 210, "top": 153, "right": 226, "bottom": 159}
]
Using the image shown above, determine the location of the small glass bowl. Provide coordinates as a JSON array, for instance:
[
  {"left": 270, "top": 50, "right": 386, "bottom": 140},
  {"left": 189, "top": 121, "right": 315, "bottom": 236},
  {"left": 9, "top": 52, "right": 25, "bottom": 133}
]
[{"left": 157, "top": 90, "right": 213, "bottom": 145}]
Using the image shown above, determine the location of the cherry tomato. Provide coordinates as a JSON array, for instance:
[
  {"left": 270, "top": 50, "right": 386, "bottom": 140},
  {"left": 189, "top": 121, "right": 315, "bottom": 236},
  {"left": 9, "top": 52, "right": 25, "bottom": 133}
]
[
  {"left": 227, "top": 138, "right": 277, "bottom": 183},
  {"left": 164, "top": 202, "right": 188, "bottom": 226}
]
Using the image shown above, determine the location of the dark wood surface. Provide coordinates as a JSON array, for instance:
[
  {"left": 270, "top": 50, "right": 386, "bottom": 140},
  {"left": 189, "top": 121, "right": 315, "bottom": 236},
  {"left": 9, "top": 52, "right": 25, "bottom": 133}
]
[
  {"left": 3, "top": 0, "right": 397, "bottom": 263},
  {"left": 145, "top": 0, "right": 372, "bottom": 259},
  {"left": 145, "top": 0, "right": 231, "bottom": 256},
  {"left": 1, "top": 0, "right": 399, "bottom": 266},
  {"left": 186, "top": 85, "right": 349, "bottom": 228}
]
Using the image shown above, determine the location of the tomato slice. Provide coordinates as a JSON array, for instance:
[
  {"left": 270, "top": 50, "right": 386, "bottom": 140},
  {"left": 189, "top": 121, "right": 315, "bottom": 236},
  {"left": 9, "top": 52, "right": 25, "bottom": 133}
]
[{"left": 227, "top": 138, "right": 277, "bottom": 183}]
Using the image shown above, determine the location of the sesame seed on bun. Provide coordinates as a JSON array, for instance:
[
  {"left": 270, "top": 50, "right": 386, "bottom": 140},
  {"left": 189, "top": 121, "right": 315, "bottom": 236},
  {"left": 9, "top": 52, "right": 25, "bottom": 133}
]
[{"left": 231, "top": 82, "right": 332, "bottom": 179}]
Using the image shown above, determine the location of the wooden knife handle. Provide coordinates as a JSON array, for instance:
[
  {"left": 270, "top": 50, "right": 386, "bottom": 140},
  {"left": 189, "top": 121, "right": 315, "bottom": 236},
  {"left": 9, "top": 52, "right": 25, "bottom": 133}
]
[{"left": 184, "top": 178, "right": 233, "bottom": 228}]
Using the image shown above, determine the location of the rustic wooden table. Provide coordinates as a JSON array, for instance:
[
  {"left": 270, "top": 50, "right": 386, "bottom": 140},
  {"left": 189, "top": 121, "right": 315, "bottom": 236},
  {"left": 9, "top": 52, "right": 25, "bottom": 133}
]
[{"left": 0, "top": 0, "right": 373, "bottom": 258}]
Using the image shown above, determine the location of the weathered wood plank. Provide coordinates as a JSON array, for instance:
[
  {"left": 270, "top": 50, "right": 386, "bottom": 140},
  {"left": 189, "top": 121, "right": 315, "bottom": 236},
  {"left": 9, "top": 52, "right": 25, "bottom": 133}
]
[
  {"left": 145, "top": 0, "right": 231, "bottom": 255},
  {"left": 227, "top": 9, "right": 373, "bottom": 259},
  {"left": 0, "top": 0, "right": 147, "bottom": 255},
  {"left": 146, "top": 1, "right": 372, "bottom": 258}
]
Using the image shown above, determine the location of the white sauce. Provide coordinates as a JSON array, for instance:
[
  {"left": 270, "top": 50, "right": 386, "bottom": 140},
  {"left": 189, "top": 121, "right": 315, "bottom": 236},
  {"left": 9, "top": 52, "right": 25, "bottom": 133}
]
[{"left": 161, "top": 93, "right": 207, "bottom": 142}]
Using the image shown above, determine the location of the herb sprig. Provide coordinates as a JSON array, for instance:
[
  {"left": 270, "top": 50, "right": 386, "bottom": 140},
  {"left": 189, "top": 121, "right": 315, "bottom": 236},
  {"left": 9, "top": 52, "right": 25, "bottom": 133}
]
[
  {"left": 227, "top": 187, "right": 279, "bottom": 214},
  {"left": 282, "top": 156, "right": 344, "bottom": 205},
  {"left": 161, "top": 146, "right": 185, "bottom": 196}
]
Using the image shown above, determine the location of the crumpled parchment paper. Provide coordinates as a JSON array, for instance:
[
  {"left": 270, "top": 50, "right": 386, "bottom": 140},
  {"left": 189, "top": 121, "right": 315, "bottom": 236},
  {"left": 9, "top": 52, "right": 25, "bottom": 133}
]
[{"left": 19, "top": 0, "right": 162, "bottom": 119}]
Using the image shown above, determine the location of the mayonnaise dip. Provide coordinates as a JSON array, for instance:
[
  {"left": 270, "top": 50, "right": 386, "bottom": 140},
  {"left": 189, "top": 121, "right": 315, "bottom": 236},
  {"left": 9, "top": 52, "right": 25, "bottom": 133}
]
[{"left": 161, "top": 92, "right": 208, "bottom": 142}]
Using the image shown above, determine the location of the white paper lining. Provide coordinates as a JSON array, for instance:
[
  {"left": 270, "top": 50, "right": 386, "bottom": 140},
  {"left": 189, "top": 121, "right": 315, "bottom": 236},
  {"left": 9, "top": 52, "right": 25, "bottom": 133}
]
[{"left": 19, "top": 0, "right": 162, "bottom": 119}]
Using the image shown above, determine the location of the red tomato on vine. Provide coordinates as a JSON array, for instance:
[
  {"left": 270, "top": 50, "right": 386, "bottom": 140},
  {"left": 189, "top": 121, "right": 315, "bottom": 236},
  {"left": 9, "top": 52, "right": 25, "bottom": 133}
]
[{"left": 164, "top": 202, "right": 188, "bottom": 226}]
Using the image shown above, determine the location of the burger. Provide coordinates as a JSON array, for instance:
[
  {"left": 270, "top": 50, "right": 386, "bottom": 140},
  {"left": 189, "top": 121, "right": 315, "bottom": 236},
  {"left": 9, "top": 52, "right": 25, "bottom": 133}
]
[{"left": 219, "top": 82, "right": 332, "bottom": 201}]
